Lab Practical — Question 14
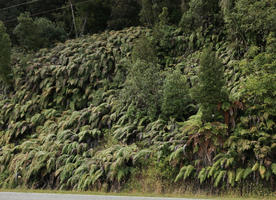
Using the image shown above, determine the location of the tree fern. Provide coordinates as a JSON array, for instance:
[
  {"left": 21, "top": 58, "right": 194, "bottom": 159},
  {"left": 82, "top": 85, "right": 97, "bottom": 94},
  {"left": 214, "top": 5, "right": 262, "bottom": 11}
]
[
  {"left": 174, "top": 166, "right": 186, "bottom": 182},
  {"left": 184, "top": 165, "right": 195, "bottom": 180},
  {"left": 243, "top": 167, "right": 252, "bottom": 180},
  {"left": 271, "top": 163, "right": 276, "bottom": 175},
  {"left": 91, "top": 169, "right": 103, "bottom": 184},
  {"left": 214, "top": 170, "right": 226, "bottom": 187},
  {"left": 235, "top": 168, "right": 244, "bottom": 182},
  {"left": 198, "top": 167, "right": 207, "bottom": 184},
  {"left": 259, "top": 165, "right": 266, "bottom": 179},
  {"left": 252, "top": 163, "right": 259, "bottom": 171},
  {"left": 133, "top": 149, "right": 151, "bottom": 164},
  {"left": 227, "top": 170, "right": 235, "bottom": 187}
]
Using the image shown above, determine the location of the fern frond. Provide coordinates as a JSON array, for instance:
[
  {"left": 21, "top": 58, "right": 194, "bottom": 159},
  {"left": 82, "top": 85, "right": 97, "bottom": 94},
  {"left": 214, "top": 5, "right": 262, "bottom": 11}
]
[
  {"left": 174, "top": 166, "right": 187, "bottom": 182},
  {"left": 271, "top": 163, "right": 276, "bottom": 175},
  {"left": 235, "top": 168, "right": 244, "bottom": 182},
  {"left": 259, "top": 165, "right": 266, "bottom": 179},
  {"left": 227, "top": 170, "right": 235, "bottom": 187},
  {"left": 214, "top": 170, "right": 226, "bottom": 187},
  {"left": 243, "top": 167, "right": 252, "bottom": 180},
  {"left": 184, "top": 165, "right": 195, "bottom": 180}
]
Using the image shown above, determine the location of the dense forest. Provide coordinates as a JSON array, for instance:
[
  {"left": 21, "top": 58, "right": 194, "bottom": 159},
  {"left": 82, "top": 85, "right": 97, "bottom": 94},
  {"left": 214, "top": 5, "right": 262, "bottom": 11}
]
[{"left": 0, "top": 0, "right": 275, "bottom": 196}]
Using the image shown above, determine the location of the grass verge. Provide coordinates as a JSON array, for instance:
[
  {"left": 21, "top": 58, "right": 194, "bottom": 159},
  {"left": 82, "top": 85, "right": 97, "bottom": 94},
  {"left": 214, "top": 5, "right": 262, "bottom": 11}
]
[{"left": 0, "top": 189, "right": 275, "bottom": 200}]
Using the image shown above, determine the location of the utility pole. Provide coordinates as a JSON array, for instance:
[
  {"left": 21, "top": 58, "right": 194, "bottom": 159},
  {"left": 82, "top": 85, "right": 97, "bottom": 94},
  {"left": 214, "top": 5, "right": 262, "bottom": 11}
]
[{"left": 69, "top": 0, "right": 78, "bottom": 38}]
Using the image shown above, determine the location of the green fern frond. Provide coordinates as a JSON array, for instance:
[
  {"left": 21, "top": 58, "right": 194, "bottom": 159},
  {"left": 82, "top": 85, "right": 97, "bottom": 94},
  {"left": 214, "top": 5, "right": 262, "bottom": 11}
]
[
  {"left": 214, "top": 170, "right": 226, "bottom": 187},
  {"left": 133, "top": 149, "right": 151, "bottom": 164},
  {"left": 235, "top": 168, "right": 244, "bottom": 182},
  {"left": 271, "top": 163, "right": 276, "bottom": 175},
  {"left": 259, "top": 165, "right": 266, "bottom": 179},
  {"left": 198, "top": 168, "right": 207, "bottom": 184},
  {"left": 243, "top": 167, "right": 252, "bottom": 180},
  {"left": 252, "top": 162, "right": 259, "bottom": 171},
  {"left": 174, "top": 166, "right": 187, "bottom": 182},
  {"left": 184, "top": 165, "right": 195, "bottom": 180},
  {"left": 227, "top": 170, "right": 235, "bottom": 187},
  {"left": 91, "top": 169, "right": 103, "bottom": 184}
]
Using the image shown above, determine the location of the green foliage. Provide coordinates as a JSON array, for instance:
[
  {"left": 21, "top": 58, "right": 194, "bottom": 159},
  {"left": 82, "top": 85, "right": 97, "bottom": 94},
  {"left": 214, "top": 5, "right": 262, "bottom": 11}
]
[
  {"left": 0, "top": 15, "right": 275, "bottom": 195},
  {"left": 139, "top": 0, "right": 182, "bottom": 26},
  {"left": 161, "top": 68, "right": 193, "bottom": 120},
  {"left": 272, "top": 164, "right": 276, "bottom": 175},
  {"left": 224, "top": 0, "right": 276, "bottom": 50},
  {"left": 192, "top": 46, "right": 228, "bottom": 122},
  {"left": 34, "top": 17, "right": 67, "bottom": 47},
  {"left": 179, "top": 0, "right": 221, "bottom": 33},
  {"left": 175, "top": 165, "right": 195, "bottom": 182},
  {"left": 132, "top": 36, "right": 157, "bottom": 63},
  {"left": 75, "top": 0, "right": 110, "bottom": 35},
  {"left": 121, "top": 59, "right": 162, "bottom": 119},
  {"left": 13, "top": 12, "right": 39, "bottom": 50},
  {"left": 107, "top": 0, "right": 140, "bottom": 30},
  {"left": 13, "top": 12, "right": 66, "bottom": 50},
  {"left": 0, "top": 21, "right": 12, "bottom": 85}
]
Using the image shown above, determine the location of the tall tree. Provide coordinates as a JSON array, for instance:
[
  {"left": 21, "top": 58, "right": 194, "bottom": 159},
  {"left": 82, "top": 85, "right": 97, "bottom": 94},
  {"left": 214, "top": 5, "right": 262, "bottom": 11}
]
[
  {"left": 192, "top": 46, "right": 227, "bottom": 122},
  {"left": 224, "top": 0, "right": 276, "bottom": 53},
  {"left": 13, "top": 12, "right": 66, "bottom": 50},
  {"left": 107, "top": 0, "right": 140, "bottom": 30},
  {"left": 179, "top": 0, "right": 221, "bottom": 33},
  {"left": 0, "top": 21, "right": 12, "bottom": 85},
  {"left": 139, "top": 0, "right": 182, "bottom": 26}
]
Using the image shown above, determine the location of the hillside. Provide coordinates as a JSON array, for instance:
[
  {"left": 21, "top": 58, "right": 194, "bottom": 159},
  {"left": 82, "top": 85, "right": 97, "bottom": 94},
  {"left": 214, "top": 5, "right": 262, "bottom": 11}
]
[{"left": 0, "top": 24, "right": 275, "bottom": 196}]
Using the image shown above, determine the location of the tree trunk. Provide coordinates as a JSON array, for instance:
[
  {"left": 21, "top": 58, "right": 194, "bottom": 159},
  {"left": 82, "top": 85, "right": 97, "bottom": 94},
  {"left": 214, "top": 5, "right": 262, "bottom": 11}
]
[{"left": 69, "top": 0, "right": 78, "bottom": 38}]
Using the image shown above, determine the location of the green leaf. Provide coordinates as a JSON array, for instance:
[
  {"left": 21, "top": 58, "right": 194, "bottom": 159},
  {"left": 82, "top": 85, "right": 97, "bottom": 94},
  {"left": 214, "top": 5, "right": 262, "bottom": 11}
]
[
  {"left": 259, "top": 165, "right": 266, "bottom": 179},
  {"left": 198, "top": 168, "right": 207, "bottom": 184},
  {"left": 214, "top": 170, "right": 226, "bottom": 187},
  {"left": 252, "top": 163, "right": 259, "bottom": 171},
  {"left": 271, "top": 163, "right": 276, "bottom": 175},
  {"left": 235, "top": 168, "right": 244, "bottom": 182},
  {"left": 184, "top": 165, "right": 195, "bottom": 180},
  {"left": 243, "top": 168, "right": 252, "bottom": 180},
  {"left": 227, "top": 170, "right": 235, "bottom": 187}
]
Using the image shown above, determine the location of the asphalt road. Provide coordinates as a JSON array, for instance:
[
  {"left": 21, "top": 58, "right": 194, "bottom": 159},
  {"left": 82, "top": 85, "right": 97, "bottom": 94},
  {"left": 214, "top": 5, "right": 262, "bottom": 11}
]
[{"left": 0, "top": 192, "right": 206, "bottom": 200}]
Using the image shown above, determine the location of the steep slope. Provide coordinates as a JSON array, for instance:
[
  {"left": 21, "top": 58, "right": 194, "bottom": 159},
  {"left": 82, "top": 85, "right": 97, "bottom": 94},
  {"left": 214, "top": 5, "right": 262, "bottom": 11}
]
[{"left": 0, "top": 26, "right": 275, "bottom": 195}]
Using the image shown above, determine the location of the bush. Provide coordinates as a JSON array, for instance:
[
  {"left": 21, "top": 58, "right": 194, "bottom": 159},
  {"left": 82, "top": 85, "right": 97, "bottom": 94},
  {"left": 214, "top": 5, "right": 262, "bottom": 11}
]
[
  {"left": 161, "top": 68, "right": 193, "bottom": 120},
  {"left": 13, "top": 12, "right": 66, "bottom": 50},
  {"left": 131, "top": 36, "right": 157, "bottom": 64},
  {"left": 121, "top": 59, "right": 162, "bottom": 119},
  {"left": 34, "top": 17, "right": 67, "bottom": 47}
]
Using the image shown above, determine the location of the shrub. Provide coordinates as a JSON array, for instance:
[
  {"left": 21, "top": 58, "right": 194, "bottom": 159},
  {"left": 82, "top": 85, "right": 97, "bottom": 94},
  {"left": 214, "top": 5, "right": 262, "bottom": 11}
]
[
  {"left": 121, "top": 59, "right": 162, "bottom": 119},
  {"left": 34, "top": 17, "right": 66, "bottom": 47},
  {"left": 161, "top": 68, "right": 193, "bottom": 120},
  {"left": 13, "top": 12, "right": 66, "bottom": 50},
  {"left": 131, "top": 36, "right": 157, "bottom": 64}
]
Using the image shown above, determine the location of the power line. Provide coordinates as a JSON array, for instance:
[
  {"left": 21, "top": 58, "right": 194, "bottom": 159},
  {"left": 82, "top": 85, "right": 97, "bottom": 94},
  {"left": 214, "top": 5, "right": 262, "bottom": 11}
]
[
  {"left": 0, "top": 0, "right": 41, "bottom": 11},
  {"left": 3, "top": 0, "right": 93, "bottom": 24}
]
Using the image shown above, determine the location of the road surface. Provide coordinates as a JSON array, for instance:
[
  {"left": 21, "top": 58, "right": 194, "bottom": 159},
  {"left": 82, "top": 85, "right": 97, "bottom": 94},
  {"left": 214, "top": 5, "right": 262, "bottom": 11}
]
[{"left": 0, "top": 192, "right": 206, "bottom": 200}]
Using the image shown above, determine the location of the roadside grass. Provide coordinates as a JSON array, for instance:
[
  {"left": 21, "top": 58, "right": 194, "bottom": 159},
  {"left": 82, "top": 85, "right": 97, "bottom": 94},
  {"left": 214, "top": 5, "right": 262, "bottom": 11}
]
[{"left": 0, "top": 189, "right": 275, "bottom": 200}]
